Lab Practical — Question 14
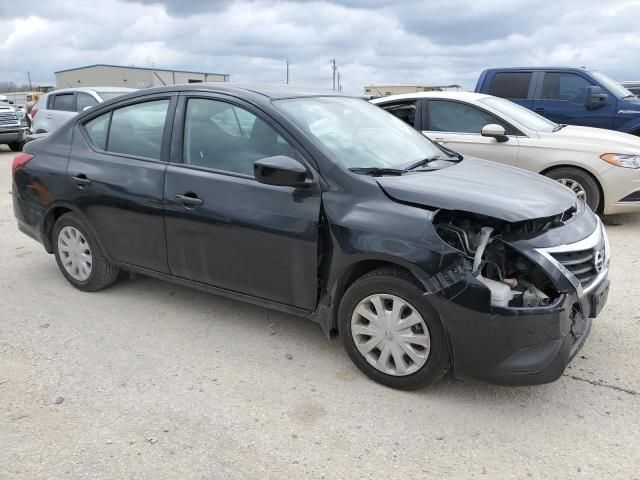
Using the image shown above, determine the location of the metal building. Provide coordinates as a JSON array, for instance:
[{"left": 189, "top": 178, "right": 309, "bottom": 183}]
[
  {"left": 364, "top": 84, "right": 462, "bottom": 96},
  {"left": 55, "top": 64, "right": 230, "bottom": 89}
]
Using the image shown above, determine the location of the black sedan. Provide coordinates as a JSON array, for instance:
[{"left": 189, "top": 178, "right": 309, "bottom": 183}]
[{"left": 12, "top": 84, "right": 610, "bottom": 389}]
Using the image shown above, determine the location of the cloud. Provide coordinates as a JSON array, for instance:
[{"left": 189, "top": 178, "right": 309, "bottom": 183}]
[{"left": 1, "top": 0, "right": 639, "bottom": 93}]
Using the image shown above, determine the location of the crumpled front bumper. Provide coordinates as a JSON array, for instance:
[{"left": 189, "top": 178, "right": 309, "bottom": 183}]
[{"left": 428, "top": 214, "right": 610, "bottom": 386}]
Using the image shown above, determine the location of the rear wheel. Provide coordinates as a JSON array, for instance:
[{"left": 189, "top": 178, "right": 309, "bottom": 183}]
[
  {"left": 545, "top": 167, "right": 601, "bottom": 212},
  {"left": 8, "top": 141, "right": 24, "bottom": 152},
  {"left": 339, "top": 268, "right": 450, "bottom": 390},
  {"left": 53, "top": 213, "right": 119, "bottom": 291}
]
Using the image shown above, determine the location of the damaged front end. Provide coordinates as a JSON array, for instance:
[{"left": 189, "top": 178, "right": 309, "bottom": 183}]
[{"left": 425, "top": 202, "right": 610, "bottom": 385}]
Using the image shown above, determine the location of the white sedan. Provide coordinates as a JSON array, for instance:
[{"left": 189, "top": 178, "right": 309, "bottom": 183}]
[{"left": 371, "top": 92, "right": 640, "bottom": 214}]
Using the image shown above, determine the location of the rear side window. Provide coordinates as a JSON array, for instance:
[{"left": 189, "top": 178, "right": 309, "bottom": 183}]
[
  {"left": 489, "top": 72, "right": 532, "bottom": 99},
  {"left": 540, "top": 73, "right": 593, "bottom": 103},
  {"left": 427, "top": 100, "right": 498, "bottom": 134},
  {"left": 51, "top": 93, "right": 75, "bottom": 111},
  {"left": 107, "top": 100, "right": 170, "bottom": 160},
  {"left": 381, "top": 101, "right": 417, "bottom": 127},
  {"left": 84, "top": 113, "right": 110, "bottom": 150}
]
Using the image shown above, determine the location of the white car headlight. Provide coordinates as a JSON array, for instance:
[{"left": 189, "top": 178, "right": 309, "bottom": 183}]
[{"left": 600, "top": 153, "right": 640, "bottom": 169}]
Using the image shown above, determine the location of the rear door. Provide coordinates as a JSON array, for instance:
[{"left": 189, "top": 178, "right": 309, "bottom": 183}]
[
  {"left": 532, "top": 71, "right": 615, "bottom": 128},
  {"left": 487, "top": 71, "right": 536, "bottom": 110},
  {"left": 67, "top": 94, "right": 177, "bottom": 273},
  {"left": 163, "top": 93, "right": 322, "bottom": 310},
  {"left": 421, "top": 99, "right": 519, "bottom": 166}
]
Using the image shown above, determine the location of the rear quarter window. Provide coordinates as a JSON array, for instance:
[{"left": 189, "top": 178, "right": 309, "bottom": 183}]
[{"left": 489, "top": 72, "right": 532, "bottom": 99}]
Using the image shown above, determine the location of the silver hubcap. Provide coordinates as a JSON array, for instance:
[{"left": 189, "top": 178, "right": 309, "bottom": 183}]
[
  {"left": 58, "top": 226, "right": 92, "bottom": 281},
  {"left": 557, "top": 178, "right": 587, "bottom": 202},
  {"left": 351, "top": 294, "right": 431, "bottom": 376}
]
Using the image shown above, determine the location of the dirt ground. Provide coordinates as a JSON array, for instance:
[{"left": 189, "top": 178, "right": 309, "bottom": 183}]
[{"left": 1, "top": 148, "right": 638, "bottom": 479}]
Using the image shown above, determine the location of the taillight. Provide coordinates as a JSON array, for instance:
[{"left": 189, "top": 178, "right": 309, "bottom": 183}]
[
  {"left": 12, "top": 153, "right": 33, "bottom": 175},
  {"left": 30, "top": 104, "right": 39, "bottom": 118}
]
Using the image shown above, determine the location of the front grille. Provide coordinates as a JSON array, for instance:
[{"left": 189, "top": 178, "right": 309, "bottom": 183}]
[
  {"left": 549, "top": 248, "right": 600, "bottom": 287},
  {"left": 0, "top": 112, "right": 19, "bottom": 126}
]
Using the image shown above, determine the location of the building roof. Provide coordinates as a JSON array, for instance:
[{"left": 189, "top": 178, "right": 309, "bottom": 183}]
[{"left": 54, "top": 63, "right": 229, "bottom": 77}]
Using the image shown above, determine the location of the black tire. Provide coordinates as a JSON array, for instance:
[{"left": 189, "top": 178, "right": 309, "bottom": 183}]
[
  {"left": 338, "top": 268, "right": 451, "bottom": 390},
  {"left": 8, "top": 141, "right": 24, "bottom": 152},
  {"left": 545, "top": 167, "right": 601, "bottom": 212},
  {"left": 52, "top": 213, "right": 119, "bottom": 292}
]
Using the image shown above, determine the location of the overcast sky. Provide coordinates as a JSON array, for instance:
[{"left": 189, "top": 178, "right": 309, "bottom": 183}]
[{"left": 1, "top": 0, "right": 639, "bottom": 93}]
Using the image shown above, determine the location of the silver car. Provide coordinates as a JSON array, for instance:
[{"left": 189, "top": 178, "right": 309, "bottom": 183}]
[{"left": 32, "top": 87, "right": 135, "bottom": 133}]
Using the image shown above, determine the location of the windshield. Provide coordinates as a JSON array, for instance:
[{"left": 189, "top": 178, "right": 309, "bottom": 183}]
[
  {"left": 97, "top": 91, "right": 130, "bottom": 102},
  {"left": 275, "top": 97, "right": 446, "bottom": 169},
  {"left": 590, "top": 71, "right": 634, "bottom": 99},
  {"left": 479, "top": 96, "right": 558, "bottom": 133}
]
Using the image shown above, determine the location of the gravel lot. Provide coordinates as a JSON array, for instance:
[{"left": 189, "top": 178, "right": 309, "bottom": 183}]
[{"left": 1, "top": 148, "right": 639, "bottom": 479}]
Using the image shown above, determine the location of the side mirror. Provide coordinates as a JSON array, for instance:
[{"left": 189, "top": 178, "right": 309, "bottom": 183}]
[
  {"left": 481, "top": 124, "right": 509, "bottom": 143},
  {"left": 585, "top": 86, "right": 608, "bottom": 109},
  {"left": 254, "top": 155, "right": 310, "bottom": 187},
  {"left": 8, "top": 100, "right": 14, "bottom": 104}
]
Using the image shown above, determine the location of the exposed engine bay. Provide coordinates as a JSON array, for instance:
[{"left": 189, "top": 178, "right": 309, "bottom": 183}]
[{"left": 434, "top": 210, "right": 567, "bottom": 308}]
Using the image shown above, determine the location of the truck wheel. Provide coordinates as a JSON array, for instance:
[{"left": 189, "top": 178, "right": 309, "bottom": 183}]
[
  {"left": 545, "top": 167, "right": 601, "bottom": 212},
  {"left": 53, "top": 213, "right": 120, "bottom": 292},
  {"left": 339, "top": 268, "right": 450, "bottom": 390},
  {"left": 8, "top": 141, "right": 24, "bottom": 152}
]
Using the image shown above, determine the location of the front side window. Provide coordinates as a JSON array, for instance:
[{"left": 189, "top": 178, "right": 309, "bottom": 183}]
[
  {"left": 76, "top": 93, "right": 98, "bottom": 112},
  {"left": 479, "top": 96, "right": 557, "bottom": 133},
  {"left": 107, "top": 99, "right": 169, "bottom": 160},
  {"left": 427, "top": 101, "right": 497, "bottom": 134},
  {"left": 275, "top": 96, "right": 444, "bottom": 170},
  {"left": 540, "top": 73, "right": 593, "bottom": 103},
  {"left": 51, "top": 93, "right": 75, "bottom": 112},
  {"left": 183, "top": 98, "right": 295, "bottom": 176},
  {"left": 489, "top": 72, "right": 532, "bottom": 99},
  {"left": 381, "top": 102, "right": 417, "bottom": 127}
]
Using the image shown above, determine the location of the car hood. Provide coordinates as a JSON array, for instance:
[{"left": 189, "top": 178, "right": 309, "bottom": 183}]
[
  {"left": 376, "top": 157, "right": 576, "bottom": 222},
  {"left": 538, "top": 125, "right": 640, "bottom": 152}
]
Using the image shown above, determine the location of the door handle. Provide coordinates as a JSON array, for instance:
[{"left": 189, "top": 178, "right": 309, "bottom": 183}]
[
  {"left": 175, "top": 193, "right": 204, "bottom": 208},
  {"left": 71, "top": 174, "right": 91, "bottom": 187},
  {"left": 433, "top": 137, "right": 448, "bottom": 144},
  {"left": 46, "top": 114, "right": 52, "bottom": 119},
  {"left": 534, "top": 107, "right": 546, "bottom": 114}
]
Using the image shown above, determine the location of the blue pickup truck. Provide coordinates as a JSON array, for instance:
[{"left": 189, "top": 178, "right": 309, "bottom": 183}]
[{"left": 475, "top": 67, "right": 640, "bottom": 135}]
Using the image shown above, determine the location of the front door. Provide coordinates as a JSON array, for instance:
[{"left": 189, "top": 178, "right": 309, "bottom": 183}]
[
  {"left": 532, "top": 71, "right": 615, "bottom": 129},
  {"left": 421, "top": 99, "right": 519, "bottom": 166},
  {"left": 67, "top": 95, "right": 176, "bottom": 273},
  {"left": 163, "top": 95, "right": 322, "bottom": 310}
]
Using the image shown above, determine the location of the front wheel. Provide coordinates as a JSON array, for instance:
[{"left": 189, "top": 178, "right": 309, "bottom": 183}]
[
  {"left": 53, "top": 213, "right": 119, "bottom": 291},
  {"left": 545, "top": 167, "right": 601, "bottom": 212},
  {"left": 8, "top": 141, "right": 24, "bottom": 152},
  {"left": 339, "top": 268, "right": 451, "bottom": 390}
]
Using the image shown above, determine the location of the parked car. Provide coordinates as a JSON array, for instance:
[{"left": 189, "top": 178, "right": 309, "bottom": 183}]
[
  {"left": 372, "top": 91, "right": 640, "bottom": 214},
  {"left": 31, "top": 87, "right": 135, "bottom": 133},
  {"left": 0, "top": 101, "right": 29, "bottom": 151},
  {"left": 475, "top": 67, "right": 640, "bottom": 135},
  {"left": 12, "top": 84, "right": 609, "bottom": 390},
  {"left": 620, "top": 81, "right": 640, "bottom": 97}
]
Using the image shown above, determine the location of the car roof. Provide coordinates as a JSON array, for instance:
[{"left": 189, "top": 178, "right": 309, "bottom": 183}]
[
  {"left": 45, "top": 87, "right": 137, "bottom": 95},
  {"left": 112, "top": 83, "right": 347, "bottom": 100},
  {"left": 481, "top": 66, "right": 592, "bottom": 72},
  {"left": 371, "top": 91, "right": 492, "bottom": 103}
]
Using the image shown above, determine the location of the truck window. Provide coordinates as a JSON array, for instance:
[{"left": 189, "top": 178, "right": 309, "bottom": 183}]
[
  {"left": 489, "top": 72, "right": 532, "bottom": 99},
  {"left": 540, "top": 73, "right": 592, "bottom": 103}
]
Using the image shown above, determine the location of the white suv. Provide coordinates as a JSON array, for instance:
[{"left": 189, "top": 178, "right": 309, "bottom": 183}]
[{"left": 32, "top": 87, "right": 135, "bottom": 133}]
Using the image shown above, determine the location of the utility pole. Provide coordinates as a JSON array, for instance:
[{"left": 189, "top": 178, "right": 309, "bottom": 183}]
[
  {"left": 330, "top": 59, "right": 337, "bottom": 90},
  {"left": 285, "top": 58, "right": 290, "bottom": 84},
  {"left": 27, "top": 72, "right": 32, "bottom": 90},
  {"left": 337, "top": 71, "right": 342, "bottom": 92}
]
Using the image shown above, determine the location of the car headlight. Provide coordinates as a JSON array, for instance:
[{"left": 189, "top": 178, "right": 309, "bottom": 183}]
[{"left": 600, "top": 153, "right": 640, "bottom": 169}]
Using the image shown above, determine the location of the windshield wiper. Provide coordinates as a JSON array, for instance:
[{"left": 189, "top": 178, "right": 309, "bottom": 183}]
[
  {"left": 552, "top": 124, "right": 568, "bottom": 132},
  {"left": 401, "top": 155, "right": 454, "bottom": 172},
  {"left": 349, "top": 167, "right": 404, "bottom": 176}
]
